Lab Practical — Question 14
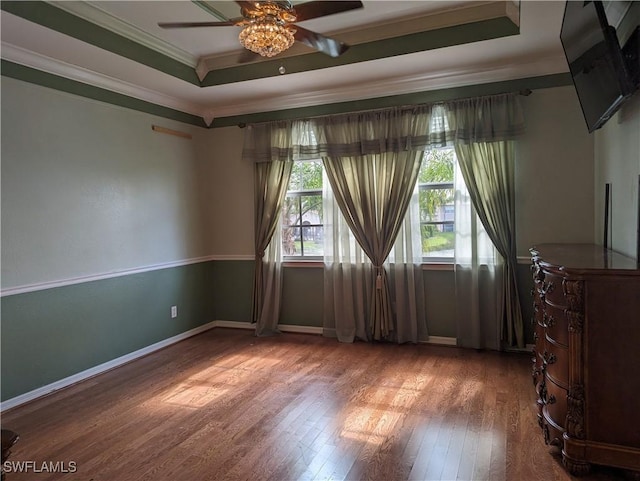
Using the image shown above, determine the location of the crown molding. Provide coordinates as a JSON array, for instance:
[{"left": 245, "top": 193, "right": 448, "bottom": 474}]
[
  {"left": 51, "top": 1, "right": 198, "bottom": 67},
  {"left": 209, "top": 54, "right": 568, "bottom": 119},
  {"left": 1, "top": 42, "right": 207, "bottom": 121},
  {"left": 2, "top": 40, "right": 567, "bottom": 125}
]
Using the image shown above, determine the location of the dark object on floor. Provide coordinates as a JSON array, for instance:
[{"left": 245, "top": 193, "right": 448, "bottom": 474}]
[{"left": 1, "top": 429, "right": 19, "bottom": 480}]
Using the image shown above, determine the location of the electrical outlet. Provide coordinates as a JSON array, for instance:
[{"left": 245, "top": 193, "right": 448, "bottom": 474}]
[{"left": 171, "top": 306, "right": 178, "bottom": 318}]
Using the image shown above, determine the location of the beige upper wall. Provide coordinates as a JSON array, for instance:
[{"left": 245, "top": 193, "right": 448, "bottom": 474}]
[
  {"left": 198, "top": 126, "right": 254, "bottom": 257},
  {"left": 515, "top": 85, "right": 595, "bottom": 255},
  {"left": 594, "top": 93, "right": 640, "bottom": 259},
  {"left": 1, "top": 78, "right": 211, "bottom": 289},
  {"left": 1, "top": 78, "right": 599, "bottom": 289}
]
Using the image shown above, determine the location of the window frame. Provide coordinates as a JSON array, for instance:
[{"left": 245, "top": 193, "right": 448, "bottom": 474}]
[
  {"left": 281, "top": 150, "right": 458, "bottom": 265},
  {"left": 417, "top": 151, "right": 456, "bottom": 264},
  {"left": 282, "top": 160, "right": 324, "bottom": 261}
]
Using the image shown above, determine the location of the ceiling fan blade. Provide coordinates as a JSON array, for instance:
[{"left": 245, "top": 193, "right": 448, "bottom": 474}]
[
  {"left": 158, "top": 20, "right": 238, "bottom": 28},
  {"left": 234, "top": 1, "right": 257, "bottom": 10},
  {"left": 294, "top": 26, "right": 350, "bottom": 57},
  {"left": 293, "top": 1, "right": 363, "bottom": 22}
]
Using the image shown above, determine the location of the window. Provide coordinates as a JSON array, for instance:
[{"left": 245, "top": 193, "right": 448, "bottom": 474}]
[
  {"left": 418, "top": 148, "right": 455, "bottom": 260},
  {"left": 281, "top": 149, "right": 457, "bottom": 262},
  {"left": 282, "top": 160, "right": 324, "bottom": 258}
]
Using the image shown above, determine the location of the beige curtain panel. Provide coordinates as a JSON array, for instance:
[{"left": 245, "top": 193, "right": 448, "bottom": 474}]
[
  {"left": 445, "top": 93, "right": 525, "bottom": 348},
  {"left": 312, "top": 108, "right": 432, "bottom": 341},
  {"left": 244, "top": 121, "right": 295, "bottom": 336}
]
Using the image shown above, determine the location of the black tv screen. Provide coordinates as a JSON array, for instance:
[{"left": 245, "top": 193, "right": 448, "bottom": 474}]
[{"left": 560, "top": 1, "right": 635, "bottom": 132}]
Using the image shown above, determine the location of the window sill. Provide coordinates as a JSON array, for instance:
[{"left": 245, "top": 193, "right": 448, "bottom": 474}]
[
  {"left": 421, "top": 262, "right": 454, "bottom": 271},
  {"left": 282, "top": 260, "right": 324, "bottom": 268},
  {"left": 281, "top": 261, "right": 454, "bottom": 271}
]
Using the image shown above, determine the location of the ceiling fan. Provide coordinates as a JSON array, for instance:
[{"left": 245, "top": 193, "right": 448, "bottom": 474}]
[{"left": 158, "top": 1, "right": 364, "bottom": 59}]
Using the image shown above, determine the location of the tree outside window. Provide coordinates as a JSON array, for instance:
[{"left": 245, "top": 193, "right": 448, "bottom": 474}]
[
  {"left": 418, "top": 149, "right": 455, "bottom": 259},
  {"left": 282, "top": 160, "right": 323, "bottom": 258}
]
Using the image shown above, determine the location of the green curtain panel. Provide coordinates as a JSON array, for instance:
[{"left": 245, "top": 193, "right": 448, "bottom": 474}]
[
  {"left": 245, "top": 122, "right": 294, "bottom": 336},
  {"left": 455, "top": 140, "right": 523, "bottom": 347},
  {"left": 445, "top": 93, "right": 525, "bottom": 348}
]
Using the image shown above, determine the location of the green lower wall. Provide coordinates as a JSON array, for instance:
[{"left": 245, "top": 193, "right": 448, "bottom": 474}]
[
  {"left": 423, "top": 270, "right": 457, "bottom": 338},
  {"left": 1, "top": 261, "right": 215, "bottom": 402},
  {"left": 211, "top": 260, "right": 533, "bottom": 342},
  {"left": 280, "top": 268, "right": 324, "bottom": 327},
  {"left": 211, "top": 260, "right": 254, "bottom": 323},
  {"left": 1, "top": 259, "right": 536, "bottom": 403}
]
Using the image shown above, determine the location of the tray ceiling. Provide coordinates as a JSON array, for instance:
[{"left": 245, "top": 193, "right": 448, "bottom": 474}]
[{"left": 1, "top": 1, "right": 569, "bottom": 126}]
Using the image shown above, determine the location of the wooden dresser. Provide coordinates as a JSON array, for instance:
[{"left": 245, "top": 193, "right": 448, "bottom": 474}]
[{"left": 530, "top": 244, "right": 640, "bottom": 476}]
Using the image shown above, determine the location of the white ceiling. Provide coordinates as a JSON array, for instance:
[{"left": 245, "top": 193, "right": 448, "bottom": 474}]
[{"left": 1, "top": 1, "right": 569, "bottom": 125}]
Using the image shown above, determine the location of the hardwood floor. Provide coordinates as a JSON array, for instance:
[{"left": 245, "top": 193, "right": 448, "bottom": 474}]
[{"left": 1, "top": 328, "right": 632, "bottom": 481}]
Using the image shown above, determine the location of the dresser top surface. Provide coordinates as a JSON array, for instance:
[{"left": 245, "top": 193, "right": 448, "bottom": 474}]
[{"left": 530, "top": 243, "right": 640, "bottom": 273}]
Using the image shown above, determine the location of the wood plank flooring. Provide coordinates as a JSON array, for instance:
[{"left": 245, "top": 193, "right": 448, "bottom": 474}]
[{"left": 1, "top": 328, "right": 633, "bottom": 481}]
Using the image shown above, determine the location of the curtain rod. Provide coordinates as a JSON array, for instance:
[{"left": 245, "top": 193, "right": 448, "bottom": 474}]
[{"left": 237, "top": 89, "right": 533, "bottom": 128}]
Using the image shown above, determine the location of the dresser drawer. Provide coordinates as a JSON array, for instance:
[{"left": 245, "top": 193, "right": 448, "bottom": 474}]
[
  {"left": 542, "top": 376, "right": 568, "bottom": 431},
  {"left": 543, "top": 337, "right": 568, "bottom": 388},
  {"left": 542, "top": 411, "right": 564, "bottom": 449},
  {"left": 542, "top": 303, "right": 568, "bottom": 347},
  {"left": 540, "top": 271, "right": 567, "bottom": 307}
]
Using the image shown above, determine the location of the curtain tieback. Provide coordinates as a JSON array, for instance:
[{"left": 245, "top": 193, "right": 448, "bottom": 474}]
[
  {"left": 256, "top": 251, "right": 265, "bottom": 260},
  {"left": 373, "top": 265, "right": 384, "bottom": 289}
]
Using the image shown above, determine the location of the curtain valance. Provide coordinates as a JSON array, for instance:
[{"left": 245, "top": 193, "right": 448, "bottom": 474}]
[
  {"left": 444, "top": 93, "right": 525, "bottom": 142},
  {"left": 310, "top": 106, "right": 436, "bottom": 157},
  {"left": 241, "top": 92, "right": 525, "bottom": 162}
]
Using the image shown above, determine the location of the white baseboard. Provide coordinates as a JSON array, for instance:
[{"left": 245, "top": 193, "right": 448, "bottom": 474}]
[
  {"left": 214, "top": 320, "right": 323, "bottom": 335},
  {"left": 0, "top": 319, "right": 322, "bottom": 411},
  {"left": 422, "top": 336, "right": 457, "bottom": 346},
  {"left": 213, "top": 320, "right": 254, "bottom": 330},
  {"left": 0, "top": 321, "right": 455, "bottom": 411},
  {"left": 278, "top": 324, "right": 323, "bottom": 335},
  {"left": 0, "top": 320, "right": 218, "bottom": 412},
  {"left": 505, "top": 343, "right": 535, "bottom": 353}
]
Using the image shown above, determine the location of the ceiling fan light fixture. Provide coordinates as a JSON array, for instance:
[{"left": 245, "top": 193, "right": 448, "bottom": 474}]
[{"left": 238, "top": 19, "right": 296, "bottom": 58}]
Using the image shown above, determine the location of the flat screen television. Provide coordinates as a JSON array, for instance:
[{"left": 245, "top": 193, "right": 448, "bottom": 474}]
[{"left": 560, "top": 1, "right": 637, "bottom": 132}]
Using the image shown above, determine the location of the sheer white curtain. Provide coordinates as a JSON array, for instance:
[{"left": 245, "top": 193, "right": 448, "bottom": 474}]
[
  {"left": 453, "top": 159, "right": 501, "bottom": 349},
  {"left": 386, "top": 185, "right": 427, "bottom": 343},
  {"left": 322, "top": 170, "right": 372, "bottom": 341}
]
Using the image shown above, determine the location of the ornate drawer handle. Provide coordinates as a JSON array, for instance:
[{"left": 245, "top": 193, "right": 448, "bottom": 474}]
[
  {"left": 543, "top": 351, "right": 557, "bottom": 365},
  {"left": 533, "top": 265, "right": 545, "bottom": 282},
  {"left": 547, "top": 394, "right": 556, "bottom": 405},
  {"left": 533, "top": 332, "right": 539, "bottom": 342},
  {"left": 531, "top": 367, "right": 540, "bottom": 386},
  {"left": 543, "top": 312, "right": 555, "bottom": 328},
  {"left": 540, "top": 383, "right": 548, "bottom": 403}
]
